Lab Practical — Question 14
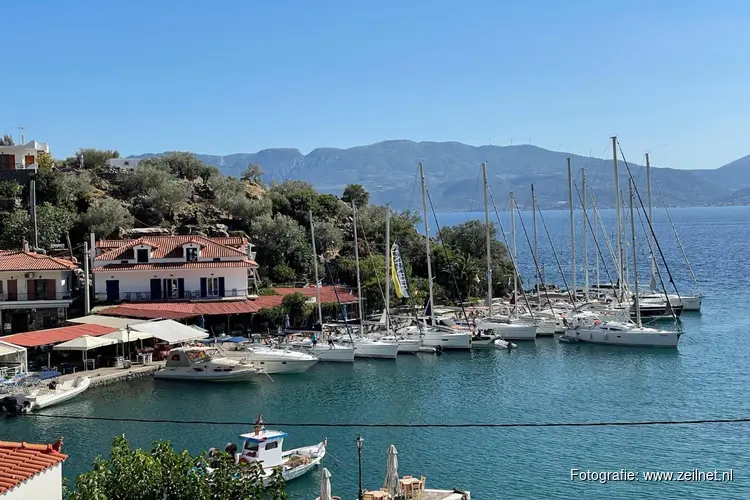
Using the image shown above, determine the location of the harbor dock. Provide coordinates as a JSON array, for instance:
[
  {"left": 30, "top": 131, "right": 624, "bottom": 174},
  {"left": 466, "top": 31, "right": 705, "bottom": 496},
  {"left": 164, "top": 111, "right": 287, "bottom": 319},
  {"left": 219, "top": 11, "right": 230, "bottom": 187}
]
[{"left": 58, "top": 362, "right": 164, "bottom": 388}]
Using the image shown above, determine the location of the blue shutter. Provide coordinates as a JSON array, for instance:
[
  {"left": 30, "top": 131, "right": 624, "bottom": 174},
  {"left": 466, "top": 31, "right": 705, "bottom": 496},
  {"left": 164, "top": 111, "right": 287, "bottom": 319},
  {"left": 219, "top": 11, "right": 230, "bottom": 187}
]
[
  {"left": 218, "top": 277, "right": 225, "bottom": 297},
  {"left": 150, "top": 279, "right": 161, "bottom": 300},
  {"left": 177, "top": 278, "right": 185, "bottom": 299},
  {"left": 200, "top": 278, "right": 207, "bottom": 298}
]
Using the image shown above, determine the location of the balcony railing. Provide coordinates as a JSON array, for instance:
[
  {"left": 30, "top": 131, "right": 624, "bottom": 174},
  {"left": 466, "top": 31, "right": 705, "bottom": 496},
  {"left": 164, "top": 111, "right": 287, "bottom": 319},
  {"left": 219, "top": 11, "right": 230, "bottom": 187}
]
[
  {"left": 0, "top": 292, "right": 74, "bottom": 302},
  {"left": 99, "top": 288, "right": 251, "bottom": 302}
]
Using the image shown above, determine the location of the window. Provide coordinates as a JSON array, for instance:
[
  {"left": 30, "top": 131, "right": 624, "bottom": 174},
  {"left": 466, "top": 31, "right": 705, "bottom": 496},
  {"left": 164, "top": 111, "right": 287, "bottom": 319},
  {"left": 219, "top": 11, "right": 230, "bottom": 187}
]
[
  {"left": 136, "top": 249, "right": 149, "bottom": 263},
  {"left": 207, "top": 277, "right": 219, "bottom": 297},
  {"left": 264, "top": 441, "right": 279, "bottom": 451},
  {"left": 186, "top": 247, "right": 198, "bottom": 262},
  {"left": 34, "top": 280, "right": 49, "bottom": 299},
  {"left": 0, "top": 154, "right": 14, "bottom": 171}
]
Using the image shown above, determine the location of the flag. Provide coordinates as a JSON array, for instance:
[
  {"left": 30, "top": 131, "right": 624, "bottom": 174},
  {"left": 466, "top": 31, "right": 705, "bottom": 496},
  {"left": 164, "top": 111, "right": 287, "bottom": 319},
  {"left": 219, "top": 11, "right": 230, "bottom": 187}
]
[
  {"left": 423, "top": 296, "right": 432, "bottom": 318},
  {"left": 391, "top": 243, "right": 411, "bottom": 298}
]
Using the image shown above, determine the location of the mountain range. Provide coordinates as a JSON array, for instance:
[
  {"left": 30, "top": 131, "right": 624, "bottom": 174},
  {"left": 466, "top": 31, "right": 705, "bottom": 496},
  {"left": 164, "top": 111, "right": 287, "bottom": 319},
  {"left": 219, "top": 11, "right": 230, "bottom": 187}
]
[{"left": 132, "top": 141, "right": 750, "bottom": 211}]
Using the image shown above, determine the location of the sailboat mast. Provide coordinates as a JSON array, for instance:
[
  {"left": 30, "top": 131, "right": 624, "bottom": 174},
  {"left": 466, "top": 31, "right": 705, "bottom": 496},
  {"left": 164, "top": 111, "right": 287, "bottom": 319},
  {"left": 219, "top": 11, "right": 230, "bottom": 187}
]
[
  {"left": 629, "top": 179, "right": 641, "bottom": 327},
  {"left": 567, "top": 158, "right": 575, "bottom": 297},
  {"left": 612, "top": 136, "right": 623, "bottom": 299},
  {"left": 419, "top": 162, "right": 435, "bottom": 323},
  {"left": 532, "top": 183, "right": 540, "bottom": 301},
  {"left": 510, "top": 192, "right": 518, "bottom": 315},
  {"left": 308, "top": 211, "right": 324, "bottom": 326},
  {"left": 352, "top": 202, "right": 364, "bottom": 335},
  {"left": 591, "top": 190, "right": 600, "bottom": 287},
  {"left": 582, "top": 168, "right": 589, "bottom": 297},
  {"left": 646, "top": 153, "right": 656, "bottom": 290},
  {"left": 482, "top": 163, "right": 492, "bottom": 316},
  {"left": 384, "top": 204, "right": 391, "bottom": 331}
]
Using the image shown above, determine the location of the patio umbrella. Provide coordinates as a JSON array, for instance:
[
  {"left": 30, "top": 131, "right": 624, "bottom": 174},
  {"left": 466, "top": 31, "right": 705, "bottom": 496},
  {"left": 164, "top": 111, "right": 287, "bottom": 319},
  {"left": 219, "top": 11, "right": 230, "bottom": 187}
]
[
  {"left": 383, "top": 445, "right": 400, "bottom": 497},
  {"left": 319, "top": 467, "right": 332, "bottom": 500}
]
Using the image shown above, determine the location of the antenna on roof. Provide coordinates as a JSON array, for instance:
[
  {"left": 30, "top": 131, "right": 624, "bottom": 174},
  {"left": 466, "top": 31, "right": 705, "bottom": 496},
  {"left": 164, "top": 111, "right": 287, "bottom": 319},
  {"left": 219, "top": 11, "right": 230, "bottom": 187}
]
[{"left": 15, "top": 124, "right": 23, "bottom": 145}]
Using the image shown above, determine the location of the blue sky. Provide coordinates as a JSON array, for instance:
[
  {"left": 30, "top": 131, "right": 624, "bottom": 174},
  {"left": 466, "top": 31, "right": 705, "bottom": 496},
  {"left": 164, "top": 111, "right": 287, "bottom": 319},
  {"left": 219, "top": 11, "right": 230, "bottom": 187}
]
[{"left": 2, "top": 0, "right": 748, "bottom": 169}]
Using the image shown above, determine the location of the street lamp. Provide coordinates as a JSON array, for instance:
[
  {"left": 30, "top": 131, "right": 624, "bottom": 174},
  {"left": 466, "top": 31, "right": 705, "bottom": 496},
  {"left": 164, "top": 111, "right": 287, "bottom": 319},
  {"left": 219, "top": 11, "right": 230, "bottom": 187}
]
[{"left": 355, "top": 435, "right": 364, "bottom": 500}]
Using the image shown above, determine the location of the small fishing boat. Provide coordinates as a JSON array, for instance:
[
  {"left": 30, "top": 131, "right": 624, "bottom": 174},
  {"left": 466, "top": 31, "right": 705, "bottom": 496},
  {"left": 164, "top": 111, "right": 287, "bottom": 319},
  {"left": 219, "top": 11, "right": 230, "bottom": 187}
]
[
  {"left": 212, "top": 416, "right": 326, "bottom": 486},
  {"left": 1, "top": 375, "right": 90, "bottom": 414},
  {"left": 154, "top": 347, "right": 262, "bottom": 382}
]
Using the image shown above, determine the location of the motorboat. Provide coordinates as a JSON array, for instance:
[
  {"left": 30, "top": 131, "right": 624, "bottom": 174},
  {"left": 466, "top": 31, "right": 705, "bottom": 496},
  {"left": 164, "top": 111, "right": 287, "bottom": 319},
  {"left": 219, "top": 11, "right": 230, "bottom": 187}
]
[
  {"left": 219, "top": 343, "right": 319, "bottom": 374},
  {"left": 209, "top": 422, "right": 326, "bottom": 486},
  {"left": 288, "top": 338, "right": 355, "bottom": 363},
  {"left": 470, "top": 333, "right": 497, "bottom": 348},
  {"left": 493, "top": 338, "right": 517, "bottom": 349},
  {"left": 154, "top": 347, "right": 262, "bottom": 382},
  {"left": 0, "top": 375, "right": 91, "bottom": 414},
  {"left": 562, "top": 315, "right": 681, "bottom": 347}
]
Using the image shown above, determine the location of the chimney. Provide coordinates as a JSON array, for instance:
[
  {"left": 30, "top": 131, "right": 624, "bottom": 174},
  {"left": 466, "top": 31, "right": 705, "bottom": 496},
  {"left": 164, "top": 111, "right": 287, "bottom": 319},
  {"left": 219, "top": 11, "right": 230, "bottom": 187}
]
[{"left": 22, "top": 238, "right": 29, "bottom": 252}]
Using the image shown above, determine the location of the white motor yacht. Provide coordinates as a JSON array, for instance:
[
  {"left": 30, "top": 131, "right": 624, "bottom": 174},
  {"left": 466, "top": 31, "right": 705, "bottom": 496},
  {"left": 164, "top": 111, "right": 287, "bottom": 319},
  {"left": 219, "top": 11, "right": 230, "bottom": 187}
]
[
  {"left": 0, "top": 376, "right": 91, "bottom": 414},
  {"left": 220, "top": 343, "right": 319, "bottom": 374},
  {"left": 154, "top": 347, "right": 262, "bottom": 382},
  {"left": 288, "top": 338, "right": 355, "bottom": 363}
]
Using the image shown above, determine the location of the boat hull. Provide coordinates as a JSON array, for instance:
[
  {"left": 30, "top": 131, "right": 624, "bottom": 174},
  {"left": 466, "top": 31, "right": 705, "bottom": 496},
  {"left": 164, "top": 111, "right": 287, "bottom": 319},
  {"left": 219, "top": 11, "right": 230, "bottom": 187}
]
[
  {"left": 27, "top": 376, "right": 91, "bottom": 411},
  {"left": 261, "top": 443, "right": 326, "bottom": 486},
  {"left": 353, "top": 343, "right": 399, "bottom": 359},
  {"left": 480, "top": 323, "right": 537, "bottom": 341},
  {"left": 154, "top": 368, "right": 260, "bottom": 382},
  {"left": 563, "top": 329, "right": 680, "bottom": 347},
  {"left": 250, "top": 359, "right": 319, "bottom": 374},
  {"left": 470, "top": 335, "right": 497, "bottom": 348},
  {"left": 422, "top": 333, "right": 472, "bottom": 350}
]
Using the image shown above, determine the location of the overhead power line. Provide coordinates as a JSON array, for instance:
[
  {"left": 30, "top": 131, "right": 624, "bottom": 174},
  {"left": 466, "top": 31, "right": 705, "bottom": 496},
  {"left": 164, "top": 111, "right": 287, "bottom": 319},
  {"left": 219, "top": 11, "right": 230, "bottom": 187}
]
[{"left": 20, "top": 413, "right": 750, "bottom": 428}]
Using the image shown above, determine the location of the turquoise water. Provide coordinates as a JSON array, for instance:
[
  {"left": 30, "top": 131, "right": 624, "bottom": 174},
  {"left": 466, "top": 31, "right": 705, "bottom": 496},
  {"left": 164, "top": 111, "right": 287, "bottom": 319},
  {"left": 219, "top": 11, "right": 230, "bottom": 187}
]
[{"left": 5, "top": 206, "right": 750, "bottom": 499}]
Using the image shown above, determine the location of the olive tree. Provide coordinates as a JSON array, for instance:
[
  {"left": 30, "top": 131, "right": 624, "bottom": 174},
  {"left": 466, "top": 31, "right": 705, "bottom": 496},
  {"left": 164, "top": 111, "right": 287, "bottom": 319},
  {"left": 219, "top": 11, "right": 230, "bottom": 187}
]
[{"left": 79, "top": 197, "right": 135, "bottom": 238}]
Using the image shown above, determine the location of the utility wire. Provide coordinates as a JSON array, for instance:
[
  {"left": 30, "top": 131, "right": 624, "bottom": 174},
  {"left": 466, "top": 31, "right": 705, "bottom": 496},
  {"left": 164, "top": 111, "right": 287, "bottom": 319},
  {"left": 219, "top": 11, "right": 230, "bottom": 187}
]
[{"left": 21, "top": 413, "right": 750, "bottom": 428}]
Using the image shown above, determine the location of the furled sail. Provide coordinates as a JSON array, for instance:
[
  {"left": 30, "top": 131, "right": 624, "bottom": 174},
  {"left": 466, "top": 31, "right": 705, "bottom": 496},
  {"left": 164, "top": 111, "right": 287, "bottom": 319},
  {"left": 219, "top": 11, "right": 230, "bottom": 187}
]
[{"left": 390, "top": 243, "right": 411, "bottom": 299}]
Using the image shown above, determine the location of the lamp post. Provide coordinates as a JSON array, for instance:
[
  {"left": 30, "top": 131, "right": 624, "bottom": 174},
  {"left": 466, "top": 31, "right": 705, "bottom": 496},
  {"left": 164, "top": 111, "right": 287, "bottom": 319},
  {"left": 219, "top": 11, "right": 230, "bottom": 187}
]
[{"left": 355, "top": 435, "right": 364, "bottom": 500}]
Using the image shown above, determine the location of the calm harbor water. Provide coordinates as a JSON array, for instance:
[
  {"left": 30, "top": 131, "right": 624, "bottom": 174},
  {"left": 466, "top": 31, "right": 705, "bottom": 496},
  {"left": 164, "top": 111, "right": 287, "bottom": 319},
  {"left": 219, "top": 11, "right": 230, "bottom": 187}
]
[{"left": 5, "top": 206, "right": 750, "bottom": 499}]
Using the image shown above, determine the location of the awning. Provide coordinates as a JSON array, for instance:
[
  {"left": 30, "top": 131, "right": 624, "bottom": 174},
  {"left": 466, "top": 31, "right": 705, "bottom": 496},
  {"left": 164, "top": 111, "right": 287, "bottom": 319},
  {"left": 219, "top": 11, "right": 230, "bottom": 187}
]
[
  {"left": 129, "top": 319, "right": 208, "bottom": 345},
  {"left": 67, "top": 315, "right": 150, "bottom": 329},
  {"left": 53, "top": 335, "right": 118, "bottom": 351},
  {"left": 0, "top": 340, "right": 27, "bottom": 374},
  {"left": 101, "top": 330, "right": 154, "bottom": 343},
  {"left": 2, "top": 324, "right": 119, "bottom": 348}
]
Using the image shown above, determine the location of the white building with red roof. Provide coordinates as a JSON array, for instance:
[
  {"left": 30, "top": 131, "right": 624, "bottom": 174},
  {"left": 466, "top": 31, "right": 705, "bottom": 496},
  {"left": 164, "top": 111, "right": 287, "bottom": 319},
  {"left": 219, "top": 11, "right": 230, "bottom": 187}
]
[
  {"left": 92, "top": 235, "right": 259, "bottom": 302},
  {"left": 0, "top": 249, "right": 80, "bottom": 335},
  {"left": 0, "top": 440, "right": 67, "bottom": 499}
]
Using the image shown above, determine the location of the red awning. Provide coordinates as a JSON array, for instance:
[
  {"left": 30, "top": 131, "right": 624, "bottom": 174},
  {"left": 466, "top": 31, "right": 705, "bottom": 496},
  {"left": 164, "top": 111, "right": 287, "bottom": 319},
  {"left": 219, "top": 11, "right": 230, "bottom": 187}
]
[{"left": 2, "top": 324, "right": 119, "bottom": 348}]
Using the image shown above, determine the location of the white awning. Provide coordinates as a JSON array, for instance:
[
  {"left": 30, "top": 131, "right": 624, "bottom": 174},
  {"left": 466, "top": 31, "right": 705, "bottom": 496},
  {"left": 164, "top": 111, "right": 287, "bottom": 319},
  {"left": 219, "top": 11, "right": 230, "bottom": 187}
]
[
  {"left": 68, "top": 315, "right": 150, "bottom": 329},
  {"left": 101, "top": 330, "right": 154, "bottom": 343},
  {"left": 130, "top": 320, "right": 208, "bottom": 345},
  {"left": 53, "top": 335, "right": 118, "bottom": 351},
  {"left": 0, "top": 340, "right": 27, "bottom": 374}
]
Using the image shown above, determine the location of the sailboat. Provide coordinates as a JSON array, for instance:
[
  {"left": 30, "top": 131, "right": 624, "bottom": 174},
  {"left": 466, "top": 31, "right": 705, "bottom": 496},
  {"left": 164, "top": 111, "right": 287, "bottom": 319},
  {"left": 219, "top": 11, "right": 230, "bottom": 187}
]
[{"left": 563, "top": 178, "right": 681, "bottom": 347}]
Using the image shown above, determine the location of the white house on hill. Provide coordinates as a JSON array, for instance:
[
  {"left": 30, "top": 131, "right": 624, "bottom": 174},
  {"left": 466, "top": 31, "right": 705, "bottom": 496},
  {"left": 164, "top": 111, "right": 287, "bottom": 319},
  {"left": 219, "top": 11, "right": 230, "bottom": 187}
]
[
  {"left": 93, "top": 235, "right": 259, "bottom": 302},
  {"left": 0, "top": 140, "right": 50, "bottom": 171}
]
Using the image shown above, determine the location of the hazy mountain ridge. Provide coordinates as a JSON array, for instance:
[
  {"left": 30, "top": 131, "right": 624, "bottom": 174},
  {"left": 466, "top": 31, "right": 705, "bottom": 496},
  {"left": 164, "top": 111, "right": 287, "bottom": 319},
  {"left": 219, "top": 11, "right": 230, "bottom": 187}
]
[{"left": 131, "top": 141, "right": 748, "bottom": 211}]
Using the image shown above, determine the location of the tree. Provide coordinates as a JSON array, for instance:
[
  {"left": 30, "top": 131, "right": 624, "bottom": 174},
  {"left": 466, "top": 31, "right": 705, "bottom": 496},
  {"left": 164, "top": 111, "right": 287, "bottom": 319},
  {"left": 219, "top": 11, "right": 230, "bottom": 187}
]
[
  {"left": 0, "top": 181, "right": 22, "bottom": 198},
  {"left": 68, "top": 435, "right": 286, "bottom": 500},
  {"left": 79, "top": 198, "right": 135, "bottom": 238},
  {"left": 241, "top": 164, "right": 265, "bottom": 184},
  {"left": 143, "top": 180, "right": 192, "bottom": 222},
  {"left": 281, "top": 292, "right": 311, "bottom": 326},
  {"left": 74, "top": 148, "right": 120, "bottom": 171},
  {"left": 0, "top": 203, "right": 76, "bottom": 249},
  {"left": 37, "top": 151, "right": 54, "bottom": 171},
  {"left": 122, "top": 163, "right": 173, "bottom": 197},
  {"left": 313, "top": 220, "right": 344, "bottom": 256},
  {"left": 342, "top": 183, "right": 370, "bottom": 208},
  {"left": 209, "top": 176, "right": 272, "bottom": 221},
  {"left": 268, "top": 180, "right": 319, "bottom": 227},
  {"left": 251, "top": 213, "right": 310, "bottom": 275},
  {"left": 1, "top": 134, "right": 14, "bottom": 146},
  {"left": 143, "top": 152, "right": 216, "bottom": 181}
]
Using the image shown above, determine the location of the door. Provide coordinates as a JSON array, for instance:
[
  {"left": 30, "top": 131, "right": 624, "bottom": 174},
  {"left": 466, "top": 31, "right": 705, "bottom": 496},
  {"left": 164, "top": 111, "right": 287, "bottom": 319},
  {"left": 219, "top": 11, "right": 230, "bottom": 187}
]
[
  {"left": 150, "top": 279, "right": 162, "bottom": 300},
  {"left": 106, "top": 280, "right": 120, "bottom": 302},
  {"left": 7, "top": 280, "right": 17, "bottom": 301},
  {"left": 25, "top": 155, "right": 35, "bottom": 166}
]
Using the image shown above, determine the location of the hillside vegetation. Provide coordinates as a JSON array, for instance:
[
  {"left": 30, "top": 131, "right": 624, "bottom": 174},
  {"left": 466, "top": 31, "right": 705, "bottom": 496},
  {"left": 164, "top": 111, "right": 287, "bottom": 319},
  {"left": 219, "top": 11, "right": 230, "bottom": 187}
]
[{"left": 0, "top": 150, "right": 514, "bottom": 312}]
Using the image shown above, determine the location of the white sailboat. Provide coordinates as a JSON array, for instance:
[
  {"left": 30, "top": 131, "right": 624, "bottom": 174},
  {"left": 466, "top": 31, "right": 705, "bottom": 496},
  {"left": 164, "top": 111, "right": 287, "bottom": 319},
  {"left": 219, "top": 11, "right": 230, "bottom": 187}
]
[{"left": 563, "top": 177, "right": 681, "bottom": 347}]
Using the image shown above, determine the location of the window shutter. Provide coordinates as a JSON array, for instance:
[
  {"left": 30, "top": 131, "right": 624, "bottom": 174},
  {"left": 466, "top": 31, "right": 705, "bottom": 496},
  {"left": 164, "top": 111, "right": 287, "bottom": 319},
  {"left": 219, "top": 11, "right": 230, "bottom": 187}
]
[
  {"left": 47, "top": 279, "right": 56, "bottom": 300},
  {"left": 178, "top": 278, "right": 185, "bottom": 299},
  {"left": 218, "top": 277, "right": 225, "bottom": 297},
  {"left": 150, "top": 279, "right": 161, "bottom": 300},
  {"left": 27, "top": 280, "right": 35, "bottom": 300},
  {"left": 200, "top": 278, "right": 207, "bottom": 298}
]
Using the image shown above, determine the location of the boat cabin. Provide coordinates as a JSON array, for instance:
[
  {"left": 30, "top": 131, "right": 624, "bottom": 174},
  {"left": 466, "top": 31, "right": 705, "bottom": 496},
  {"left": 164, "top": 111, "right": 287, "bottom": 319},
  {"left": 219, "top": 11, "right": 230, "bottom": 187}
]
[
  {"left": 237, "top": 429, "right": 288, "bottom": 468},
  {"left": 165, "top": 347, "right": 220, "bottom": 368}
]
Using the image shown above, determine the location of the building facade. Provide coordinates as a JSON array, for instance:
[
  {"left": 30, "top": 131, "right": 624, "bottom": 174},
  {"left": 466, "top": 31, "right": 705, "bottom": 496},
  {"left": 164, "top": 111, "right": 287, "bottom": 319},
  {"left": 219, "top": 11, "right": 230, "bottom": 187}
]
[
  {"left": 0, "top": 441, "right": 67, "bottom": 500},
  {"left": 105, "top": 158, "right": 144, "bottom": 170},
  {"left": 93, "top": 235, "right": 259, "bottom": 302},
  {"left": 0, "top": 140, "right": 49, "bottom": 171},
  {"left": 0, "top": 250, "right": 79, "bottom": 335}
]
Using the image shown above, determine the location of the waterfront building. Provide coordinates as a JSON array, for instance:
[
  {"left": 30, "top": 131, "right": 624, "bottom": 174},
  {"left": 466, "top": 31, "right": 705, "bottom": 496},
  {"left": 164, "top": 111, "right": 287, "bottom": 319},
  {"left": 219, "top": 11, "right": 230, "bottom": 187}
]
[{"left": 0, "top": 440, "right": 67, "bottom": 499}]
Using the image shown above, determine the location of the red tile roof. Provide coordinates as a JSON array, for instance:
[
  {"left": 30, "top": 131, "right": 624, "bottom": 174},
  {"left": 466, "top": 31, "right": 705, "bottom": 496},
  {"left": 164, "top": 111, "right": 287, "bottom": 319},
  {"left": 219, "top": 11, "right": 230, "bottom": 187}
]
[
  {"left": 96, "top": 235, "right": 248, "bottom": 261},
  {"left": 93, "top": 260, "right": 257, "bottom": 272},
  {"left": 98, "top": 287, "right": 358, "bottom": 319},
  {"left": 98, "top": 236, "right": 246, "bottom": 249},
  {"left": 1, "top": 324, "right": 118, "bottom": 348},
  {"left": 0, "top": 250, "right": 78, "bottom": 272},
  {"left": 0, "top": 441, "right": 67, "bottom": 494}
]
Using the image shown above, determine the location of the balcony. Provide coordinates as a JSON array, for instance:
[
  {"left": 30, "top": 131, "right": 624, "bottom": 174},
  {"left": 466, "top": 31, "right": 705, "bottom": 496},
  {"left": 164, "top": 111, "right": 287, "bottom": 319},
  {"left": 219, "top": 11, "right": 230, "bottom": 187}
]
[
  {"left": 99, "top": 288, "right": 250, "bottom": 303},
  {"left": 0, "top": 292, "right": 74, "bottom": 302}
]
